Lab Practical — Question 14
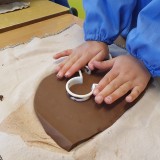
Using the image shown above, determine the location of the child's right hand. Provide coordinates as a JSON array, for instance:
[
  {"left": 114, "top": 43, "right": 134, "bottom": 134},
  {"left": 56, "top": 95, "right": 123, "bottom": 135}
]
[{"left": 54, "top": 41, "right": 109, "bottom": 78}]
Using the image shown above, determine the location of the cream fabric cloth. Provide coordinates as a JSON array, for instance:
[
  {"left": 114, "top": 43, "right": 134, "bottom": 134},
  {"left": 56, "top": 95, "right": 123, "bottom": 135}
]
[
  {"left": 0, "top": 25, "right": 160, "bottom": 160},
  {"left": 0, "top": 2, "right": 30, "bottom": 14}
]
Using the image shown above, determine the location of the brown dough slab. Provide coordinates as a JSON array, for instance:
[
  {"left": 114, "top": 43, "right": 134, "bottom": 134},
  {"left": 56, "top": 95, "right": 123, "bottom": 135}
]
[{"left": 34, "top": 71, "right": 144, "bottom": 151}]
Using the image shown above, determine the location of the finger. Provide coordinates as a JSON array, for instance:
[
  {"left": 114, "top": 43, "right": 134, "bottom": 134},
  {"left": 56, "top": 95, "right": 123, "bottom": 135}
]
[
  {"left": 93, "top": 69, "right": 118, "bottom": 96},
  {"left": 94, "top": 71, "right": 119, "bottom": 104},
  {"left": 54, "top": 61, "right": 65, "bottom": 73},
  {"left": 88, "top": 50, "right": 108, "bottom": 70},
  {"left": 95, "top": 74, "right": 127, "bottom": 104},
  {"left": 104, "top": 81, "right": 133, "bottom": 104},
  {"left": 125, "top": 86, "right": 144, "bottom": 102},
  {"left": 92, "top": 59, "right": 115, "bottom": 71},
  {"left": 65, "top": 56, "right": 89, "bottom": 77},
  {"left": 53, "top": 49, "right": 72, "bottom": 59},
  {"left": 97, "top": 68, "right": 119, "bottom": 89},
  {"left": 56, "top": 55, "right": 77, "bottom": 78}
]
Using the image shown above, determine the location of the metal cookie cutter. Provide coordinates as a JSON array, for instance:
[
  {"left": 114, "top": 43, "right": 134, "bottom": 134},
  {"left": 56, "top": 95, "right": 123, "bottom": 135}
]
[{"left": 65, "top": 54, "right": 112, "bottom": 102}]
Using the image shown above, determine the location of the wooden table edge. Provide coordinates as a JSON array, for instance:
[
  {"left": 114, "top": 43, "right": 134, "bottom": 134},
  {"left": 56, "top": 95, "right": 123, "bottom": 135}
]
[{"left": 0, "top": 14, "right": 83, "bottom": 49}]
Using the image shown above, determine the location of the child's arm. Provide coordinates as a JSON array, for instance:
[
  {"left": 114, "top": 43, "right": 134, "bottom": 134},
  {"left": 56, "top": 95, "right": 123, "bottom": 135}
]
[
  {"left": 54, "top": 0, "right": 160, "bottom": 104},
  {"left": 83, "top": 0, "right": 136, "bottom": 45},
  {"left": 54, "top": 0, "right": 136, "bottom": 79},
  {"left": 126, "top": 0, "right": 160, "bottom": 77},
  {"left": 90, "top": 0, "right": 160, "bottom": 104}
]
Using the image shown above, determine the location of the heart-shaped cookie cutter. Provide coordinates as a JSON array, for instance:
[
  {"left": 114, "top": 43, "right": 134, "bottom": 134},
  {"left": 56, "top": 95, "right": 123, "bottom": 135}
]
[
  {"left": 66, "top": 66, "right": 97, "bottom": 102},
  {"left": 65, "top": 54, "right": 112, "bottom": 102}
]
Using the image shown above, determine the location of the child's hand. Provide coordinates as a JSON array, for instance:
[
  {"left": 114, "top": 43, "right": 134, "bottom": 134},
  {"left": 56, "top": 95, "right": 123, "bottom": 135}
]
[
  {"left": 54, "top": 41, "right": 109, "bottom": 78},
  {"left": 93, "top": 55, "right": 151, "bottom": 104}
]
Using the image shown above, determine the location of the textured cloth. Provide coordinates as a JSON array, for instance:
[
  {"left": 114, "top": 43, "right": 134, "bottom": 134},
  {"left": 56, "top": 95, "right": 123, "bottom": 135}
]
[
  {"left": 0, "top": 2, "right": 30, "bottom": 14},
  {"left": 0, "top": 25, "right": 160, "bottom": 160},
  {"left": 83, "top": 0, "right": 160, "bottom": 77}
]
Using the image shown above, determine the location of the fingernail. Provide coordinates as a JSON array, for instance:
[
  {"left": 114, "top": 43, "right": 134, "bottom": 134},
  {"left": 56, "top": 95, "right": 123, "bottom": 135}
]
[
  {"left": 89, "top": 63, "right": 94, "bottom": 70},
  {"left": 53, "top": 54, "right": 58, "bottom": 58},
  {"left": 105, "top": 96, "right": 112, "bottom": 104},
  {"left": 126, "top": 96, "right": 132, "bottom": 102},
  {"left": 54, "top": 66, "right": 60, "bottom": 73},
  {"left": 65, "top": 72, "right": 70, "bottom": 78},
  {"left": 95, "top": 95, "right": 103, "bottom": 104},
  {"left": 93, "top": 89, "right": 99, "bottom": 95},
  {"left": 57, "top": 72, "right": 63, "bottom": 79}
]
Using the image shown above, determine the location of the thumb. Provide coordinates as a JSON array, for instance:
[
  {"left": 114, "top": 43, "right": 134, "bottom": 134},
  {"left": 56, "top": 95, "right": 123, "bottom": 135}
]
[
  {"left": 88, "top": 50, "right": 108, "bottom": 70},
  {"left": 92, "top": 59, "right": 115, "bottom": 71}
]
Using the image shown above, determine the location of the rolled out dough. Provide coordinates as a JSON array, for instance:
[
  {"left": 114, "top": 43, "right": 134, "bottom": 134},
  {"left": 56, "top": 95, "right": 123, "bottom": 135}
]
[{"left": 34, "top": 71, "right": 147, "bottom": 151}]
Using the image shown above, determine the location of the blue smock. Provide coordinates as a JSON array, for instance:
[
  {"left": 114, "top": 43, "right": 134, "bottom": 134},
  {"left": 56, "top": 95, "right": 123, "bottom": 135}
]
[{"left": 83, "top": 0, "right": 160, "bottom": 77}]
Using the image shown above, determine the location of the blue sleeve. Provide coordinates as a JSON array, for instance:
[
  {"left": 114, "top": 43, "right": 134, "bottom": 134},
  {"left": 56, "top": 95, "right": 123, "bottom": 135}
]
[
  {"left": 126, "top": 0, "right": 160, "bottom": 77},
  {"left": 83, "top": 0, "right": 137, "bottom": 44}
]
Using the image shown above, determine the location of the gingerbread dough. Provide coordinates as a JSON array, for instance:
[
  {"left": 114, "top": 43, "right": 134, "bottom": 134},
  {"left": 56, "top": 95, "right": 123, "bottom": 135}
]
[{"left": 34, "top": 71, "right": 145, "bottom": 151}]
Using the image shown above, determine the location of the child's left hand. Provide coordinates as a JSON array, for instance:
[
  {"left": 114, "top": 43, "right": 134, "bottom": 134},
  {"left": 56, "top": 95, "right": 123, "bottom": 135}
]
[{"left": 93, "top": 55, "right": 151, "bottom": 104}]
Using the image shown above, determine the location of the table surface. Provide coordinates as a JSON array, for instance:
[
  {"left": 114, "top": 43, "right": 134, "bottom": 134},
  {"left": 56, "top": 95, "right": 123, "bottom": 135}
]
[
  {"left": 0, "top": 10, "right": 125, "bottom": 50},
  {"left": 0, "top": 0, "right": 69, "bottom": 33},
  {"left": 0, "top": 14, "right": 83, "bottom": 49}
]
